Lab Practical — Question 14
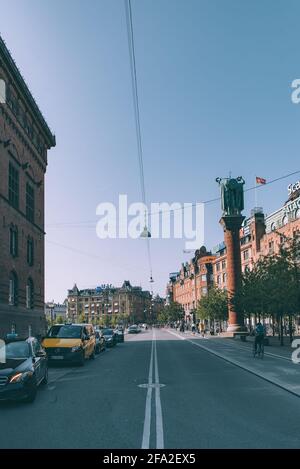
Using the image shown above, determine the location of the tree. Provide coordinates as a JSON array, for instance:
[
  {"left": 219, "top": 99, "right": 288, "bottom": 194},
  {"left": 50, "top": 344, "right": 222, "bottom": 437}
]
[
  {"left": 196, "top": 286, "right": 228, "bottom": 331},
  {"left": 56, "top": 315, "right": 64, "bottom": 324},
  {"left": 158, "top": 302, "right": 184, "bottom": 324},
  {"left": 233, "top": 234, "right": 300, "bottom": 344}
]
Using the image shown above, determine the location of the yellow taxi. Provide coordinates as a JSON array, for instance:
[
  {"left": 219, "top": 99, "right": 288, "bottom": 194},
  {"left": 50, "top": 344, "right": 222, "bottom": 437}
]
[{"left": 42, "top": 323, "right": 96, "bottom": 366}]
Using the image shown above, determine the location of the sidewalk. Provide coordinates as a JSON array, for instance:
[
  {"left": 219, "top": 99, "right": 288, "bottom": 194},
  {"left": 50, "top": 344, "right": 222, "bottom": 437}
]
[{"left": 166, "top": 329, "right": 300, "bottom": 398}]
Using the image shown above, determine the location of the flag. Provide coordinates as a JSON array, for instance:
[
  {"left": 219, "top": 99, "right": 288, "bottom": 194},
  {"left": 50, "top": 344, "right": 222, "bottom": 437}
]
[{"left": 256, "top": 176, "right": 266, "bottom": 185}]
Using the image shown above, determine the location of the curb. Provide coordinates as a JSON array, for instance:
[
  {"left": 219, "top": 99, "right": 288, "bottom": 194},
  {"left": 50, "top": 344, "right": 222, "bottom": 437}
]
[{"left": 166, "top": 329, "right": 300, "bottom": 399}]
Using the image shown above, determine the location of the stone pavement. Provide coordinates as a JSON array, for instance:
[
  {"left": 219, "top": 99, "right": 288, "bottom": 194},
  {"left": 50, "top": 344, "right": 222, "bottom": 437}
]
[{"left": 166, "top": 328, "right": 300, "bottom": 398}]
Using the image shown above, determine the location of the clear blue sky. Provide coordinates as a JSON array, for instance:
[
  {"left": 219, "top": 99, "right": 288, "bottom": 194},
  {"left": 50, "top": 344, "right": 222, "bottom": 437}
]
[{"left": 1, "top": 0, "right": 300, "bottom": 301}]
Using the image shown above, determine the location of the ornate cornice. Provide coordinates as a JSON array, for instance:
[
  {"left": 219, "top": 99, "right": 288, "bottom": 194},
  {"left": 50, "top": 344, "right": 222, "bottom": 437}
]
[{"left": 0, "top": 34, "right": 55, "bottom": 148}]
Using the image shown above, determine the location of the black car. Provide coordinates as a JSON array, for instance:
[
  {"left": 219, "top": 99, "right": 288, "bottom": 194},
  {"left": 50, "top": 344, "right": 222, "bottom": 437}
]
[
  {"left": 0, "top": 336, "right": 48, "bottom": 403},
  {"left": 95, "top": 330, "right": 106, "bottom": 353},
  {"left": 114, "top": 327, "right": 124, "bottom": 343},
  {"left": 101, "top": 328, "right": 117, "bottom": 347}
]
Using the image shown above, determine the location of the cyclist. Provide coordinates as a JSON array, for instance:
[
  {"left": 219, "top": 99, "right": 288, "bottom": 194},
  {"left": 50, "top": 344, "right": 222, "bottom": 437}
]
[{"left": 254, "top": 322, "right": 264, "bottom": 355}]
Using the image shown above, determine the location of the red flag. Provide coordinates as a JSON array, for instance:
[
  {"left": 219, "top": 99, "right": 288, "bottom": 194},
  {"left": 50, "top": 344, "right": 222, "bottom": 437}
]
[{"left": 256, "top": 176, "right": 266, "bottom": 185}]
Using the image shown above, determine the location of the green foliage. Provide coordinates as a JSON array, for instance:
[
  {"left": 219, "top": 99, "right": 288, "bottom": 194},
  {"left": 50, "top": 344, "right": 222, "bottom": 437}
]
[
  {"left": 196, "top": 286, "right": 228, "bottom": 322},
  {"left": 158, "top": 302, "right": 184, "bottom": 324},
  {"left": 233, "top": 235, "right": 300, "bottom": 319},
  {"left": 56, "top": 315, "right": 64, "bottom": 324}
]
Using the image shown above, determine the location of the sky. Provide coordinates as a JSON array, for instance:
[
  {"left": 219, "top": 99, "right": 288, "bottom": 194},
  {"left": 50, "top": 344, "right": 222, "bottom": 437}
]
[{"left": 1, "top": 0, "right": 300, "bottom": 301}]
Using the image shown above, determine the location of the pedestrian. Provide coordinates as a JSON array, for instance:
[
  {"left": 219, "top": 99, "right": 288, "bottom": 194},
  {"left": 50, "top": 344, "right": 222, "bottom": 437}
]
[{"left": 191, "top": 322, "right": 196, "bottom": 334}]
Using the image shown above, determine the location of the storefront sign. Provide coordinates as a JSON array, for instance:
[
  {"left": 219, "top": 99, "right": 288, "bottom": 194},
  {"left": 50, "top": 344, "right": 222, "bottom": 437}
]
[
  {"left": 284, "top": 195, "right": 300, "bottom": 214},
  {"left": 288, "top": 180, "right": 300, "bottom": 196}
]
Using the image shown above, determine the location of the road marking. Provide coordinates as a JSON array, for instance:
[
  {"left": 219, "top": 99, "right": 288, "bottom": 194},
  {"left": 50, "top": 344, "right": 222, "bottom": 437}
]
[
  {"left": 141, "top": 332, "right": 154, "bottom": 449},
  {"left": 141, "top": 329, "right": 165, "bottom": 449},
  {"left": 153, "top": 329, "right": 164, "bottom": 449}
]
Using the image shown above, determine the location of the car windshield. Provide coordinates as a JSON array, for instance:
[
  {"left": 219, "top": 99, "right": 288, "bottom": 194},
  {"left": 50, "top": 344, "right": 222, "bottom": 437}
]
[
  {"left": 5, "top": 341, "right": 31, "bottom": 359},
  {"left": 102, "top": 329, "right": 113, "bottom": 335},
  {"left": 46, "top": 325, "right": 82, "bottom": 339}
]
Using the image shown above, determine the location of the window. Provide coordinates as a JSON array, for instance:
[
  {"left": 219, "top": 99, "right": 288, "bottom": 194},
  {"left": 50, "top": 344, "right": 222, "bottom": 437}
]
[
  {"left": 222, "top": 273, "right": 227, "bottom": 284},
  {"left": 8, "top": 163, "right": 19, "bottom": 209},
  {"left": 243, "top": 250, "right": 249, "bottom": 261},
  {"left": 26, "top": 278, "right": 34, "bottom": 309},
  {"left": 269, "top": 241, "right": 274, "bottom": 254},
  {"left": 222, "top": 260, "right": 226, "bottom": 270},
  {"left": 27, "top": 236, "right": 34, "bottom": 266},
  {"left": 217, "top": 275, "right": 221, "bottom": 285},
  {"left": 9, "top": 225, "right": 18, "bottom": 257},
  {"left": 216, "top": 263, "right": 220, "bottom": 272},
  {"left": 201, "top": 274, "right": 207, "bottom": 282},
  {"left": 201, "top": 287, "right": 208, "bottom": 296},
  {"left": 26, "top": 183, "right": 35, "bottom": 222},
  {"left": 9, "top": 271, "right": 18, "bottom": 306}
]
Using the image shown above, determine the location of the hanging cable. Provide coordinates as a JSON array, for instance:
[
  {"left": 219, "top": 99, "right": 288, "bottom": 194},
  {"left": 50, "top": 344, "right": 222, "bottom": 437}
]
[
  {"left": 46, "top": 168, "right": 300, "bottom": 227},
  {"left": 124, "top": 0, "right": 153, "bottom": 283}
]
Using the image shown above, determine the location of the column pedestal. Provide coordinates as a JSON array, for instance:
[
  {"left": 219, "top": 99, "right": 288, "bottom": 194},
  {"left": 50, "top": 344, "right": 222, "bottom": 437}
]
[{"left": 220, "top": 215, "right": 246, "bottom": 333}]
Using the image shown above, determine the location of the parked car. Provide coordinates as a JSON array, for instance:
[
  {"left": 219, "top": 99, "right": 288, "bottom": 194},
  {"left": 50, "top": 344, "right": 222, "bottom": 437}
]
[
  {"left": 95, "top": 330, "right": 106, "bottom": 353},
  {"left": 114, "top": 326, "right": 124, "bottom": 343},
  {"left": 102, "top": 328, "right": 117, "bottom": 347},
  {"left": 0, "top": 335, "right": 48, "bottom": 403},
  {"left": 42, "top": 323, "right": 96, "bottom": 366},
  {"left": 128, "top": 325, "right": 140, "bottom": 334}
]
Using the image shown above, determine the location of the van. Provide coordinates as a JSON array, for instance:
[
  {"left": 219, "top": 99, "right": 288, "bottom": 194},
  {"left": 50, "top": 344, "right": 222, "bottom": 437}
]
[{"left": 42, "top": 323, "right": 96, "bottom": 365}]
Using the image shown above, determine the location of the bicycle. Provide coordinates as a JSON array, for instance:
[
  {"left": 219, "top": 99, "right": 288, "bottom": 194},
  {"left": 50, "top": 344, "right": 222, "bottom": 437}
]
[{"left": 253, "top": 338, "right": 264, "bottom": 359}]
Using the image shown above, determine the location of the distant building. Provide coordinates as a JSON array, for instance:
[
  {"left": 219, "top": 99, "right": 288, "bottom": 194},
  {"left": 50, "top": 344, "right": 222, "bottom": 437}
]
[
  {"left": 0, "top": 35, "right": 55, "bottom": 338},
  {"left": 45, "top": 301, "right": 67, "bottom": 323},
  {"left": 67, "top": 281, "right": 158, "bottom": 324}
]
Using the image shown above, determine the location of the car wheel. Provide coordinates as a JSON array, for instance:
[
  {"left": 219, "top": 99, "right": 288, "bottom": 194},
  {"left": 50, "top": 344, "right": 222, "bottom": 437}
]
[
  {"left": 41, "top": 367, "right": 48, "bottom": 385},
  {"left": 23, "top": 386, "right": 37, "bottom": 403}
]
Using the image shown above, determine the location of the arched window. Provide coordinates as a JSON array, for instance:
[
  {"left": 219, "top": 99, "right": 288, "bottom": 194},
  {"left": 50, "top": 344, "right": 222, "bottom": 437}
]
[
  {"left": 26, "top": 278, "right": 34, "bottom": 309},
  {"left": 9, "top": 271, "right": 18, "bottom": 306},
  {"left": 270, "top": 222, "right": 276, "bottom": 231},
  {"left": 282, "top": 215, "right": 288, "bottom": 226},
  {"left": 9, "top": 224, "right": 18, "bottom": 257}
]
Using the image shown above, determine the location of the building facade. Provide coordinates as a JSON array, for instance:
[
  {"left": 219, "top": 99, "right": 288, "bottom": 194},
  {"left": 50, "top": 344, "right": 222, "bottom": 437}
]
[
  {"left": 167, "top": 183, "right": 300, "bottom": 321},
  {"left": 45, "top": 301, "right": 67, "bottom": 324},
  {"left": 0, "top": 36, "right": 55, "bottom": 337},
  {"left": 67, "top": 281, "right": 154, "bottom": 325},
  {"left": 167, "top": 246, "right": 215, "bottom": 321}
]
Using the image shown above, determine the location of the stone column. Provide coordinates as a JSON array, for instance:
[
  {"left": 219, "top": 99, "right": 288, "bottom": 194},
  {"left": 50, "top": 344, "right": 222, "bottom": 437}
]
[{"left": 220, "top": 215, "right": 245, "bottom": 332}]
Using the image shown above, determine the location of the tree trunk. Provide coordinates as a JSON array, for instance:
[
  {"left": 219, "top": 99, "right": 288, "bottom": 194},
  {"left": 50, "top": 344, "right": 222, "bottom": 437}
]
[
  {"left": 288, "top": 315, "right": 294, "bottom": 344},
  {"left": 271, "top": 315, "right": 275, "bottom": 336},
  {"left": 280, "top": 315, "right": 284, "bottom": 346}
]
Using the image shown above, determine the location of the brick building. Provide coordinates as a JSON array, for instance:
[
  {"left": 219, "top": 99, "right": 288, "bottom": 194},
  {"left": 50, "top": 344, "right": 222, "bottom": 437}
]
[
  {"left": 67, "top": 281, "right": 153, "bottom": 325},
  {"left": 0, "top": 36, "right": 55, "bottom": 337},
  {"left": 167, "top": 182, "right": 300, "bottom": 321}
]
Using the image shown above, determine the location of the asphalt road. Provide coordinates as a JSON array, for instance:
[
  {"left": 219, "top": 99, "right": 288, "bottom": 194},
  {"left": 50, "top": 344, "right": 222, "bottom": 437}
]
[{"left": 0, "top": 328, "right": 300, "bottom": 449}]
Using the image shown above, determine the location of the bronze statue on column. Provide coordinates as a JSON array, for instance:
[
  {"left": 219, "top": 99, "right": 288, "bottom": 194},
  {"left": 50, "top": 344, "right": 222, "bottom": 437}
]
[{"left": 216, "top": 176, "right": 246, "bottom": 332}]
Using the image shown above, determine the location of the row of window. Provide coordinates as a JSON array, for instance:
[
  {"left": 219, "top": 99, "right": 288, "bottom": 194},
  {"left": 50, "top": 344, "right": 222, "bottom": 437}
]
[
  {"left": 216, "top": 273, "right": 227, "bottom": 285},
  {"left": 9, "top": 271, "right": 34, "bottom": 308},
  {"left": 9, "top": 225, "right": 34, "bottom": 265},
  {"left": 6, "top": 86, "right": 45, "bottom": 156},
  {"left": 9, "top": 163, "right": 35, "bottom": 223},
  {"left": 215, "top": 260, "right": 227, "bottom": 272}
]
